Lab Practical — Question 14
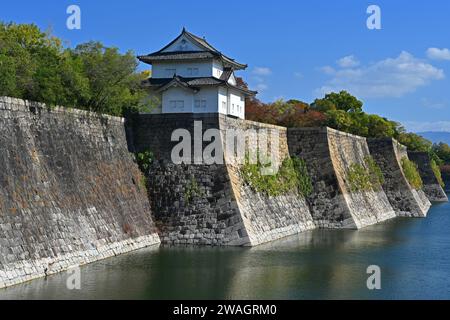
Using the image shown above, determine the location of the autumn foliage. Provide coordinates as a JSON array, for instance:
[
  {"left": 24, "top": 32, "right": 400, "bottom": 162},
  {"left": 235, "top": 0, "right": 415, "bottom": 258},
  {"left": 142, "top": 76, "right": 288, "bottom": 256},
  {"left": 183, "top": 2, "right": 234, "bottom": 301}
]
[{"left": 245, "top": 98, "right": 327, "bottom": 128}]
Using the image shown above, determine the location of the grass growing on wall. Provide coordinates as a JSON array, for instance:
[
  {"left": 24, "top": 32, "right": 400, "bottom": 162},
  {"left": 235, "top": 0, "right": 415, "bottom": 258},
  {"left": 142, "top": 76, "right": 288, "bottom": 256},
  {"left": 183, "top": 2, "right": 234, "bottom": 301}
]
[
  {"left": 241, "top": 155, "right": 313, "bottom": 197},
  {"left": 135, "top": 149, "right": 154, "bottom": 172},
  {"left": 347, "top": 156, "right": 384, "bottom": 192},
  {"left": 431, "top": 159, "right": 445, "bottom": 188},
  {"left": 401, "top": 157, "right": 423, "bottom": 190},
  {"left": 184, "top": 177, "right": 203, "bottom": 204},
  {"left": 134, "top": 149, "right": 154, "bottom": 193},
  {"left": 292, "top": 157, "right": 314, "bottom": 197}
]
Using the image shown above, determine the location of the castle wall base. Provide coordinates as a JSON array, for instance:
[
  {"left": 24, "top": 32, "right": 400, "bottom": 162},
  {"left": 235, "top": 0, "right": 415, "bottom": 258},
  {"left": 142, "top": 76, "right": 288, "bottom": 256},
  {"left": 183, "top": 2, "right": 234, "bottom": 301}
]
[
  {"left": 0, "top": 97, "right": 160, "bottom": 289},
  {"left": 367, "top": 138, "right": 431, "bottom": 217},
  {"left": 288, "top": 128, "right": 396, "bottom": 229},
  {"left": 408, "top": 152, "right": 448, "bottom": 202}
]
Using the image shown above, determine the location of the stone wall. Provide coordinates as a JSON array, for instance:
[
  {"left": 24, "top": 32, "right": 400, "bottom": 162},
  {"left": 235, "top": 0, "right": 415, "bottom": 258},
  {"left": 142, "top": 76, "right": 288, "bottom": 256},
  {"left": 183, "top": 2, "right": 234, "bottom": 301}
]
[
  {"left": 327, "top": 129, "right": 396, "bottom": 226},
  {"left": 287, "top": 128, "right": 396, "bottom": 229},
  {"left": 131, "top": 113, "right": 315, "bottom": 246},
  {"left": 0, "top": 96, "right": 440, "bottom": 288},
  {"left": 130, "top": 113, "right": 248, "bottom": 246},
  {"left": 443, "top": 172, "right": 450, "bottom": 192},
  {"left": 367, "top": 138, "right": 431, "bottom": 217},
  {"left": 407, "top": 151, "right": 448, "bottom": 202},
  {"left": 219, "top": 116, "right": 316, "bottom": 246},
  {"left": 0, "top": 97, "right": 160, "bottom": 289}
]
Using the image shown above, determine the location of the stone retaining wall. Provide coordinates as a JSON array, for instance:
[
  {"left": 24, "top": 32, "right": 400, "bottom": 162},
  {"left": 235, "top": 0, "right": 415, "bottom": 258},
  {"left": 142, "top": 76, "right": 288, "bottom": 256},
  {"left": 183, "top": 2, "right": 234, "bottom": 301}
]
[
  {"left": 0, "top": 97, "right": 160, "bottom": 289},
  {"left": 287, "top": 128, "right": 396, "bottom": 229},
  {"left": 0, "top": 96, "right": 439, "bottom": 288},
  {"left": 131, "top": 113, "right": 315, "bottom": 246},
  {"left": 367, "top": 138, "right": 431, "bottom": 217},
  {"left": 407, "top": 152, "right": 448, "bottom": 202},
  {"left": 219, "top": 116, "right": 316, "bottom": 246}
]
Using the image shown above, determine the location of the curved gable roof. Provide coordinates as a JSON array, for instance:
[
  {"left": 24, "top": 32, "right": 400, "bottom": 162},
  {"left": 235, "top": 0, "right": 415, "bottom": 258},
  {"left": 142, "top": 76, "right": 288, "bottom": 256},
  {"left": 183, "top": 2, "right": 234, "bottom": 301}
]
[{"left": 138, "top": 28, "right": 248, "bottom": 70}]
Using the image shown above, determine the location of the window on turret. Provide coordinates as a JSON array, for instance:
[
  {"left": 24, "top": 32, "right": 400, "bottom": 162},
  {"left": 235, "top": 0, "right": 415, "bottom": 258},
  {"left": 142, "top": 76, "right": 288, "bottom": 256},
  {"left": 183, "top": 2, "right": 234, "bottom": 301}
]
[
  {"left": 170, "top": 100, "right": 184, "bottom": 110},
  {"left": 166, "top": 68, "right": 176, "bottom": 76},
  {"left": 195, "top": 100, "right": 206, "bottom": 109},
  {"left": 188, "top": 68, "right": 199, "bottom": 76}
]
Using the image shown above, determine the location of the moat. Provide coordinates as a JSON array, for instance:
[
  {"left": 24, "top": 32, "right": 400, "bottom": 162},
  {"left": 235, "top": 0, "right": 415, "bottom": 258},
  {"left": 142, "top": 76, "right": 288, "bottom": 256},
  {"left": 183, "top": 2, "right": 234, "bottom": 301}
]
[{"left": 1, "top": 194, "right": 449, "bottom": 300}]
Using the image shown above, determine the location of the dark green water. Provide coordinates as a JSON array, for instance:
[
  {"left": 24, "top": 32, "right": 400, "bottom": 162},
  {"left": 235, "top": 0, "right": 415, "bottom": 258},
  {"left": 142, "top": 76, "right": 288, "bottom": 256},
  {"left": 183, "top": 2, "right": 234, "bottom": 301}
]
[{"left": 1, "top": 197, "right": 449, "bottom": 300}]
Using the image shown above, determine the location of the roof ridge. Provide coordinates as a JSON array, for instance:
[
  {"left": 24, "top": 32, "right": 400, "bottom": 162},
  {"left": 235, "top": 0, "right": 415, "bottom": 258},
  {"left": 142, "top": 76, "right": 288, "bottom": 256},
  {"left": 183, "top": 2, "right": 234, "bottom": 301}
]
[{"left": 138, "top": 28, "right": 248, "bottom": 70}]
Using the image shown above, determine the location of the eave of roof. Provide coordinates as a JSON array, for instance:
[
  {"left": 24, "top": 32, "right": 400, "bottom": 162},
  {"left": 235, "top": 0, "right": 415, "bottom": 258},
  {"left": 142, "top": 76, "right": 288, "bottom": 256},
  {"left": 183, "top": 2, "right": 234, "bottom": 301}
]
[
  {"left": 142, "top": 76, "right": 257, "bottom": 96},
  {"left": 137, "top": 51, "right": 217, "bottom": 63},
  {"left": 154, "top": 76, "right": 199, "bottom": 93},
  {"left": 138, "top": 28, "right": 248, "bottom": 70}
]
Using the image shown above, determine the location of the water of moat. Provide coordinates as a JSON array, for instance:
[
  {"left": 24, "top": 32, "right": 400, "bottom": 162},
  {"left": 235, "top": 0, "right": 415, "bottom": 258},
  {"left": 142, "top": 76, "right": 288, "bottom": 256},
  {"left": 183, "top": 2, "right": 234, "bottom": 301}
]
[{"left": 1, "top": 194, "right": 450, "bottom": 300}]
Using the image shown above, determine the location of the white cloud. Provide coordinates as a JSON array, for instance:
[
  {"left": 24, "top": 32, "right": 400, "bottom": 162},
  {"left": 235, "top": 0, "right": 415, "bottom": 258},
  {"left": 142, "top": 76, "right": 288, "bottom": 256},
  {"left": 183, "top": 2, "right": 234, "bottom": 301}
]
[
  {"left": 294, "top": 72, "right": 303, "bottom": 78},
  {"left": 337, "top": 55, "right": 360, "bottom": 68},
  {"left": 255, "top": 83, "right": 268, "bottom": 91},
  {"left": 252, "top": 67, "right": 272, "bottom": 76},
  {"left": 251, "top": 67, "right": 271, "bottom": 92},
  {"left": 421, "top": 98, "right": 447, "bottom": 109},
  {"left": 319, "top": 66, "right": 335, "bottom": 75},
  {"left": 403, "top": 121, "right": 450, "bottom": 132},
  {"left": 252, "top": 76, "right": 264, "bottom": 83},
  {"left": 426, "top": 48, "right": 450, "bottom": 61},
  {"left": 317, "top": 51, "right": 445, "bottom": 98}
]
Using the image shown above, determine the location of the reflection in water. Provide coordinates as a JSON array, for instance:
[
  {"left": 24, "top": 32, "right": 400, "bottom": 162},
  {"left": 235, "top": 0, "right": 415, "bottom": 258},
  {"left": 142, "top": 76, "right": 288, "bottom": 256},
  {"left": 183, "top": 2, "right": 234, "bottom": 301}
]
[{"left": 1, "top": 199, "right": 450, "bottom": 300}]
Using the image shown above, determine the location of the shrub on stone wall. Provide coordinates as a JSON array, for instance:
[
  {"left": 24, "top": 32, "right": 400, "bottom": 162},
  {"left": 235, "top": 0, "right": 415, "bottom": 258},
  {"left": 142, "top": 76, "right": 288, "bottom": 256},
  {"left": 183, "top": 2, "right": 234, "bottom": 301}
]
[
  {"left": 348, "top": 163, "right": 372, "bottom": 192},
  {"left": 135, "top": 149, "right": 154, "bottom": 193},
  {"left": 291, "top": 157, "right": 313, "bottom": 197},
  {"left": 184, "top": 177, "right": 203, "bottom": 204},
  {"left": 347, "top": 156, "right": 384, "bottom": 192},
  {"left": 431, "top": 159, "right": 445, "bottom": 188},
  {"left": 241, "top": 155, "right": 312, "bottom": 197},
  {"left": 401, "top": 157, "right": 423, "bottom": 190},
  {"left": 365, "top": 156, "right": 385, "bottom": 190},
  {"left": 135, "top": 149, "right": 154, "bottom": 172}
]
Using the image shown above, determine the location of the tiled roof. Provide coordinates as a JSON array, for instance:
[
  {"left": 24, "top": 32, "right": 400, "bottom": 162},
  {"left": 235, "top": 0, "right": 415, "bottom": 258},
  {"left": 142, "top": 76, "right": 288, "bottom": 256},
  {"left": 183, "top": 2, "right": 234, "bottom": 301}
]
[
  {"left": 138, "top": 28, "right": 247, "bottom": 70},
  {"left": 219, "top": 68, "right": 234, "bottom": 81},
  {"left": 138, "top": 51, "right": 216, "bottom": 63},
  {"left": 142, "top": 76, "right": 256, "bottom": 96}
]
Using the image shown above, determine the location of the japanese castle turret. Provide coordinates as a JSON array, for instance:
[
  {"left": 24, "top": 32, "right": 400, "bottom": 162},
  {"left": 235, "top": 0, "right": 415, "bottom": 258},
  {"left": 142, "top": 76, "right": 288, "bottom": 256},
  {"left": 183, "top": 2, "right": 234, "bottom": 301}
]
[{"left": 138, "top": 28, "right": 256, "bottom": 119}]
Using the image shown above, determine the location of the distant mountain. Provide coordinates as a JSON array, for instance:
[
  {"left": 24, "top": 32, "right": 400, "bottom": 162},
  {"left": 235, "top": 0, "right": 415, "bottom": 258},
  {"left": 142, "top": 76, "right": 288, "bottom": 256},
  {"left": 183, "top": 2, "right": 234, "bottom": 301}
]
[{"left": 417, "top": 131, "right": 450, "bottom": 145}]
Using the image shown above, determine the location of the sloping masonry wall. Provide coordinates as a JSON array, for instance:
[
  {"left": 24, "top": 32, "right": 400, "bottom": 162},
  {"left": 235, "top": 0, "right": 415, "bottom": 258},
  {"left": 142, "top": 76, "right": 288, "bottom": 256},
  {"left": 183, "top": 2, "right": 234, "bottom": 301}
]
[
  {"left": 287, "top": 127, "right": 396, "bottom": 229},
  {"left": 0, "top": 97, "right": 439, "bottom": 288},
  {"left": 130, "top": 113, "right": 315, "bottom": 246},
  {"left": 367, "top": 138, "right": 431, "bottom": 217},
  {"left": 219, "top": 116, "right": 316, "bottom": 246},
  {"left": 0, "top": 97, "right": 160, "bottom": 289},
  {"left": 407, "top": 151, "right": 448, "bottom": 202}
]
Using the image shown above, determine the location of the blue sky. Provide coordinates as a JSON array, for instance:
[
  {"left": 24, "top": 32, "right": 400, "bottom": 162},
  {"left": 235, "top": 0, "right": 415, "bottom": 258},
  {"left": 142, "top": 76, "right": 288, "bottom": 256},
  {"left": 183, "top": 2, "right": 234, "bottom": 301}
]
[{"left": 2, "top": 0, "right": 450, "bottom": 132}]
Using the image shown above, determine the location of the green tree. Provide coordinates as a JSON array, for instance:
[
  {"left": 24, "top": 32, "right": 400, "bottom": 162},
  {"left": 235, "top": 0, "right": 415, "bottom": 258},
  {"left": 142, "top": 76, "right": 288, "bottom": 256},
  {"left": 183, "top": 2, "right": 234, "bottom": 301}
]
[
  {"left": 310, "top": 98, "right": 336, "bottom": 112},
  {"left": 366, "top": 114, "right": 397, "bottom": 138},
  {"left": 0, "top": 22, "right": 152, "bottom": 116},
  {"left": 325, "top": 110, "right": 354, "bottom": 132},
  {"left": 397, "top": 133, "right": 432, "bottom": 153},
  {"left": 312, "top": 90, "right": 363, "bottom": 113},
  {"left": 0, "top": 22, "right": 64, "bottom": 102},
  {"left": 433, "top": 142, "right": 450, "bottom": 164}
]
